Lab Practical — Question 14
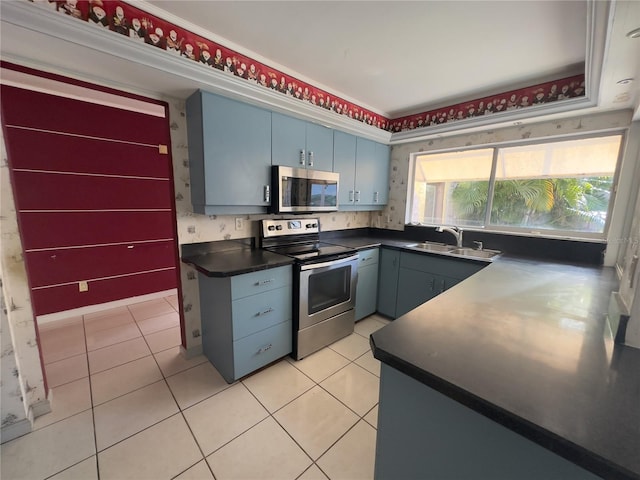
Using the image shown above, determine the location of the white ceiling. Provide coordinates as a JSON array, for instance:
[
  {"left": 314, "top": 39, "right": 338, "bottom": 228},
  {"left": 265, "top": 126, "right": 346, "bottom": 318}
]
[{"left": 147, "top": 0, "right": 588, "bottom": 117}]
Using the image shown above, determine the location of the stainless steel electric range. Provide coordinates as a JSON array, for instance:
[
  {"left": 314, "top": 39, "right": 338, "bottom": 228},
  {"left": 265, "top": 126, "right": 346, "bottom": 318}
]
[{"left": 260, "top": 218, "right": 358, "bottom": 360}]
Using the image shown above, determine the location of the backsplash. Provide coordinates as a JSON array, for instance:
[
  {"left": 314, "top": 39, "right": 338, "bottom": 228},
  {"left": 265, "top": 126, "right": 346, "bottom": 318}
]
[{"left": 167, "top": 97, "right": 371, "bottom": 354}]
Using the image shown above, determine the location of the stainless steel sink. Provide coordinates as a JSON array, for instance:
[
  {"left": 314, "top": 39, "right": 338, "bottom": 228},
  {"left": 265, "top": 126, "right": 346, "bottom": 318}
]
[
  {"left": 449, "top": 247, "right": 502, "bottom": 260},
  {"left": 407, "top": 242, "right": 456, "bottom": 253}
]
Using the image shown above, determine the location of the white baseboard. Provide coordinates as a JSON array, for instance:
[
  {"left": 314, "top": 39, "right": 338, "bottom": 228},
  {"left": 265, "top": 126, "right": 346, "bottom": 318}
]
[
  {"left": 37, "top": 288, "right": 178, "bottom": 325},
  {"left": 1, "top": 418, "right": 32, "bottom": 444},
  {"left": 181, "top": 343, "right": 203, "bottom": 360},
  {"left": 27, "top": 398, "right": 51, "bottom": 422}
]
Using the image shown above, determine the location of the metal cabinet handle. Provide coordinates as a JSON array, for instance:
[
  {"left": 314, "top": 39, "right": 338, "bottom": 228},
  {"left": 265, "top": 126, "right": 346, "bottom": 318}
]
[
  {"left": 429, "top": 278, "right": 435, "bottom": 290},
  {"left": 258, "top": 343, "right": 273, "bottom": 354},
  {"left": 255, "top": 278, "right": 274, "bottom": 286},
  {"left": 264, "top": 185, "right": 270, "bottom": 203},
  {"left": 257, "top": 307, "right": 274, "bottom": 316},
  {"left": 308, "top": 151, "right": 314, "bottom": 167},
  {"left": 440, "top": 279, "right": 446, "bottom": 293},
  {"left": 355, "top": 191, "right": 361, "bottom": 202},
  {"left": 373, "top": 191, "right": 379, "bottom": 203},
  {"left": 300, "top": 149, "right": 306, "bottom": 166},
  {"left": 349, "top": 190, "right": 354, "bottom": 202}
]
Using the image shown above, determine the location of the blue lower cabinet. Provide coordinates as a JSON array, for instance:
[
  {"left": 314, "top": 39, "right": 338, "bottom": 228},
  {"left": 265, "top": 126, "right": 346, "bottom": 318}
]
[
  {"left": 355, "top": 248, "right": 379, "bottom": 321},
  {"left": 233, "top": 320, "right": 292, "bottom": 379},
  {"left": 199, "top": 265, "right": 292, "bottom": 383},
  {"left": 377, "top": 248, "right": 400, "bottom": 318},
  {"left": 379, "top": 250, "right": 486, "bottom": 319}
]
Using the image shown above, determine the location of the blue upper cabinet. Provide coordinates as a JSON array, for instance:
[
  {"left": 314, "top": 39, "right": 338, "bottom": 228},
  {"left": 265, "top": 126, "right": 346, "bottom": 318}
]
[
  {"left": 373, "top": 142, "right": 391, "bottom": 205},
  {"left": 272, "top": 113, "right": 333, "bottom": 171},
  {"left": 333, "top": 130, "right": 357, "bottom": 206},
  {"left": 334, "top": 132, "right": 390, "bottom": 210},
  {"left": 186, "top": 90, "right": 272, "bottom": 214}
]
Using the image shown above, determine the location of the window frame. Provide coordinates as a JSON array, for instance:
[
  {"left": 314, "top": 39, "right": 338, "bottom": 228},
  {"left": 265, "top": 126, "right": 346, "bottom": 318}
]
[{"left": 407, "top": 130, "right": 627, "bottom": 241}]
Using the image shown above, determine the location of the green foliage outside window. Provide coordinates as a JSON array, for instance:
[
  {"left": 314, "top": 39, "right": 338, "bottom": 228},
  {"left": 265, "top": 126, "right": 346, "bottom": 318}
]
[{"left": 450, "top": 177, "right": 613, "bottom": 232}]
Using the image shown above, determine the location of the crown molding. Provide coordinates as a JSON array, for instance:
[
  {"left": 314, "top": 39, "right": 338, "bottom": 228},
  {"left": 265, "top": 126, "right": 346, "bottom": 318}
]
[
  {"left": 388, "top": 0, "right": 609, "bottom": 144},
  {"left": 0, "top": 1, "right": 391, "bottom": 143}
]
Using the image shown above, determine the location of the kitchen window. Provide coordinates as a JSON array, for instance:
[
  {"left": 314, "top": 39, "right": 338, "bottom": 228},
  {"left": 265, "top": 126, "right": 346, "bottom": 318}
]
[{"left": 409, "top": 134, "right": 623, "bottom": 238}]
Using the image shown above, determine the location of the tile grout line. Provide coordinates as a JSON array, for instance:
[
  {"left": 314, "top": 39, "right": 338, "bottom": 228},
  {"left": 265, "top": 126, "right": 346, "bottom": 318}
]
[
  {"left": 82, "top": 311, "right": 101, "bottom": 480},
  {"left": 145, "top": 346, "right": 216, "bottom": 480}
]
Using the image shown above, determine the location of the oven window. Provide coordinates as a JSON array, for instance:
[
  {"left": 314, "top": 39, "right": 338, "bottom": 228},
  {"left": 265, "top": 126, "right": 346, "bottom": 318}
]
[{"left": 308, "top": 266, "right": 351, "bottom": 315}]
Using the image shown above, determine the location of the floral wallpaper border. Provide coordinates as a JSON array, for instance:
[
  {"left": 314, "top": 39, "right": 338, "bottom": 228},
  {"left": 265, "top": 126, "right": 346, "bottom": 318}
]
[
  {"left": 33, "top": 0, "right": 585, "bottom": 133},
  {"left": 390, "top": 74, "right": 585, "bottom": 133}
]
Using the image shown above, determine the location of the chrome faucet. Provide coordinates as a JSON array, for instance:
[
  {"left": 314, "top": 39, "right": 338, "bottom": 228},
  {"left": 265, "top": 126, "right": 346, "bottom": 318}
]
[{"left": 435, "top": 226, "right": 463, "bottom": 247}]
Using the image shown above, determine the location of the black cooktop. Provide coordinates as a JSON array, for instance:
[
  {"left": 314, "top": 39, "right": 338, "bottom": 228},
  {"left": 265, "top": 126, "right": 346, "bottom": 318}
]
[{"left": 265, "top": 242, "right": 355, "bottom": 262}]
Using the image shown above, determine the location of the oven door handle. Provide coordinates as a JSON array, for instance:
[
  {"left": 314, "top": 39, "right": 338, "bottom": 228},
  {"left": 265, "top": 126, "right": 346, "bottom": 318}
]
[{"left": 299, "top": 254, "right": 358, "bottom": 271}]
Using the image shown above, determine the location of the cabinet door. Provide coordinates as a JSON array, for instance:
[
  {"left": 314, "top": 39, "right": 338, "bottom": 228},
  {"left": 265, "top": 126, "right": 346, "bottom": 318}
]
[
  {"left": 355, "top": 137, "right": 377, "bottom": 206},
  {"left": 356, "top": 262, "right": 379, "bottom": 321},
  {"left": 396, "top": 268, "right": 439, "bottom": 317},
  {"left": 377, "top": 248, "right": 400, "bottom": 318},
  {"left": 333, "top": 130, "right": 357, "bottom": 206},
  {"left": 372, "top": 142, "right": 390, "bottom": 205},
  {"left": 271, "top": 112, "right": 306, "bottom": 168},
  {"left": 305, "top": 122, "right": 334, "bottom": 171},
  {"left": 195, "top": 91, "right": 271, "bottom": 209}
]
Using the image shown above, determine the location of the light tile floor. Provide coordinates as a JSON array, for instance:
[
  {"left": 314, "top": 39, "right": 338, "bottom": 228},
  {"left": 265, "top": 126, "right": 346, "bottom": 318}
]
[{"left": 1, "top": 295, "right": 390, "bottom": 480}]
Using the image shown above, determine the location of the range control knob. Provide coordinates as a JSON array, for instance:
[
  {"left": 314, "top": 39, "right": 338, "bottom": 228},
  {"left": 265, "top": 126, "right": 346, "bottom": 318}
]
[
  {"left": 306, "top": 223, "right": 314, "bottom": 228},
  {"left": 275, "top": 225, "right": 283, "bottom": 231},
  {"left": 267, "top": 225, "right": 276, "bottom": 231}
]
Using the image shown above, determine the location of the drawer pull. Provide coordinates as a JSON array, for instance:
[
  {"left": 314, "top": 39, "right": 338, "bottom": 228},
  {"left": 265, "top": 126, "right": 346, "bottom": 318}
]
[
  {"left": 255, "top": 279, "right": 274, "bottom": 286},
  {"left": 258, "top": 343, "right": 273, "bottom": 354},
  {"left": 257, "top": 307, "right": 274, "bottom": 316}
]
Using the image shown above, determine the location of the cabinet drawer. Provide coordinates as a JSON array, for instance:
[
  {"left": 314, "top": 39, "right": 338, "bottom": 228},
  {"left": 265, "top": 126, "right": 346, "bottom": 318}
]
[
  {"left": 232, "top": 286, "right": 292, "bottom": 340},
  {"left": 400, "top": 252, "right": 484, "bottom": 280},
  {"left": 233, "top": 320, "right": 292, "bottom": 379},
  {"left": 358, "top": 248, "right": 379, "bottom": 268},
  {"left": 231, "top": 266, "right": 292, "bottom": 300}
]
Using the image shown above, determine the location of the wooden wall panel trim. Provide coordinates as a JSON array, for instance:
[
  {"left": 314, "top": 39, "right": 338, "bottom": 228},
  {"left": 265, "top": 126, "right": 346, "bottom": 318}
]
[
  {"left": 18, "top": 211, "right": 175, "bottom": 250},
  {"left": 12, "top": 171, "right": 173, "bottom": 211},
  {"left": 31, "top": 269, "right": 178, "bottom": 316},
  {"left": 1, "top": 61, "right": 169, "bottom": 108},
  {"left": 3, "top": 128, "right": 171, "bottom": 178},
  {"left": 1, "top": 85, "right": 168, "bottom": 145},
  {"left": 25, "top": 241, "right": 177, "bottom": 288},
  {"left": 1, "top": 68, "right": 180, "bottom": 321}
]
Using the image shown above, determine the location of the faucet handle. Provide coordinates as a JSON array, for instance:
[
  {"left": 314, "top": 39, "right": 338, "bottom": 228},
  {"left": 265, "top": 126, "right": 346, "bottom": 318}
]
[{"left": 473, "top": 241, "right": 483, "bottom": 250}]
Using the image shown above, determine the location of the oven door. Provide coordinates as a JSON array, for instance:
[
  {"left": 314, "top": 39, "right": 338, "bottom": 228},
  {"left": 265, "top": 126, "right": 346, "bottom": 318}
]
[{"left": 298, "top": 254, "right": 358, "bottom": 329}]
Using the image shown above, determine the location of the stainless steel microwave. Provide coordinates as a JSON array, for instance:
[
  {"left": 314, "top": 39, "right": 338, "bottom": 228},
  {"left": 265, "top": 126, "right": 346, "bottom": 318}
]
[{"left": 271, "top": 165, "right": 339, "bottom": 214}]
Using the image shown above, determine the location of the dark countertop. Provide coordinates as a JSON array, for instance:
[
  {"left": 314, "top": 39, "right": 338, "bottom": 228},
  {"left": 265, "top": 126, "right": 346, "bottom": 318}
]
[
  {"left": 371, "top": 256, "right": 640, "bottom": 480},
  {"left": 324, "top": 235, "right": 417, "bottom": 251},
  {"left": 182, "top": 248, "right": 294, "bottom": 277}
]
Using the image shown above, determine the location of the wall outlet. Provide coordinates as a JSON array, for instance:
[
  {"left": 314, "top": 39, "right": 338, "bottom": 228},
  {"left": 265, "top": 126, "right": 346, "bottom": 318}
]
[
  {"left": 78, "top": 281, "right": 88, "bottom": 292},
  {"left": 235, "top": 217, "right": 243, "bottom": 230}
]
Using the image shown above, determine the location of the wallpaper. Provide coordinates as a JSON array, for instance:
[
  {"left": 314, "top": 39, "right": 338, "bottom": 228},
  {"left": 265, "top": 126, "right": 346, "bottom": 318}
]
[
  {"left": 0, "top": 136, "right": 47, "bottom": 429},
  {"left": 1, "top": 285, "right": 29, "bottom": 443},
  {"left": 167, "top": 97, "right": 372, "bottom": 353}
]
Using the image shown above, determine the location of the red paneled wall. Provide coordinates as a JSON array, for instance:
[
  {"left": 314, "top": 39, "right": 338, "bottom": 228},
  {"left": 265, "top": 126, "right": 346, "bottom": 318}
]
[{"left": 1, "top": 82, "right": 179, "bottom": 316}]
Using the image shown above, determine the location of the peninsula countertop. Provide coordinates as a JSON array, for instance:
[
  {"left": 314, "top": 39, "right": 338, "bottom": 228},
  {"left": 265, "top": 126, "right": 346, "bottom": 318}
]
[{"left": 371, "top": 255, "right": 639, "bottom": 480}]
